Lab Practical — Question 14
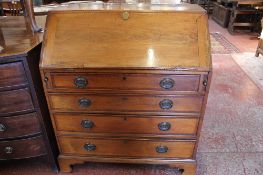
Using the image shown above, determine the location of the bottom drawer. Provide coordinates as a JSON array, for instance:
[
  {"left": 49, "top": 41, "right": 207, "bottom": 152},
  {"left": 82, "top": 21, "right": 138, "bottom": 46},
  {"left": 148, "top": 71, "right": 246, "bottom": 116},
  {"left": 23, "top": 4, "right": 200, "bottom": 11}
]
[
  {"left": 59, "top": 137, "right": 195, "bottom": 159},
  {"left": 0, "top": 136, "right": 46, "bottom": 160}
]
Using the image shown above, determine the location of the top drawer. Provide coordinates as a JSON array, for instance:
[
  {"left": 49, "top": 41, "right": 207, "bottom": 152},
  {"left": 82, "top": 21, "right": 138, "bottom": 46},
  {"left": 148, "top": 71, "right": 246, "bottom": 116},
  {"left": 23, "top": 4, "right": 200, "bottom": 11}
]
[
  {"left": 47, "top": 73, "right": 201, "bottom": 93},
  {"left": 0, "top": 62, "right": 27, "bottom": 90}
]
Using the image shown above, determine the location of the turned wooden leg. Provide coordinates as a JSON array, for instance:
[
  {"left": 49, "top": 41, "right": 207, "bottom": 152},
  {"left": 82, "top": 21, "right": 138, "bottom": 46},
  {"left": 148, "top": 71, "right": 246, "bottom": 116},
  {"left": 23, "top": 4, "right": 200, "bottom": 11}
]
[
  {"left": 20, "top": 0, "right": 43, "bottom": 32},
  {"left": 255, "top": 40, "right": 262, "bottom": 57},
  {"left": 169, "top": 163, "right": 197, "bottom": 175},
  {"left": 256, "top": 51, "right": 260, "bottom": 57}
]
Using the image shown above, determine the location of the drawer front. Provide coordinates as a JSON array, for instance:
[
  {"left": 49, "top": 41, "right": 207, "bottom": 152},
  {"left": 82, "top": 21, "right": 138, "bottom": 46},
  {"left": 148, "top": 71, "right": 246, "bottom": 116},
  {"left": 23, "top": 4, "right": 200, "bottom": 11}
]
[
  {"left": 54, "top": 114, "right": 199, "bottom": 135},
  {"left": 0, "top": 62, "right": 27, "bottom": 89},
  {"left": 0, "top": 113, "right": 41, "bottom": 139},
  {"left": 59, "top": 137, "right": 195, "bottom": 158},
  {"left": 0, "top": 88, "right": 34, "bottom": 116},
  {"left": 49, "top": 73, "right": 200, "bottom": 92},
  {"left": 0, "top": 136, "right": 46, "bottom": 160},
  {"left": 50, "top": 94, "right": 203, "bottom": 113}
]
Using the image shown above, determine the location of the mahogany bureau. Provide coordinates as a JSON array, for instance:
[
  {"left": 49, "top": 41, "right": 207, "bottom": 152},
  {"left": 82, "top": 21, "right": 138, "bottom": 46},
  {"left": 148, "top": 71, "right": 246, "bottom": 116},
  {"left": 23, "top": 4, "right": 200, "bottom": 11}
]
[
  {"left": 40, "top": 2, "right": 212, "bottom": 174},
  {"left": 0, "top": 16, "right": 58, "bottom": 171}
]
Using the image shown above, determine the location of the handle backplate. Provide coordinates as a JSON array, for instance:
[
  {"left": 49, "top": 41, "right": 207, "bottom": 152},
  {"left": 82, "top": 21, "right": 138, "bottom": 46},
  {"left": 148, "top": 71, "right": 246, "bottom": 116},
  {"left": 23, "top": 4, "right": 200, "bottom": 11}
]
[
  {"left": 74, "top": 77, "right": 87, "bottom": 88},
  {"left": 84, "top": 143, "right": 96, "bottom": 151},
  {"left": 159, "top": 99, "right": 173, "bottom": 109},
  {"left": 0, "top": 123, "right": 6, "bottom": 132},
  {"left": 81, "top": 120, "right": 94, "bottom": 129},
  {"left": 160, "top": 78, "right": 175, "bottom": 89},
  {"left": 158, "top": 122, "right": 171, "bottom": 131},
  {"left": 79, "top": 98, "right": 92, "bottom": 108},
  {"left": 156, "top": 145, "right": 168, "bottom": 153},
  {"left": 4, "top": 146, "right": 13, "bottom": 154}
]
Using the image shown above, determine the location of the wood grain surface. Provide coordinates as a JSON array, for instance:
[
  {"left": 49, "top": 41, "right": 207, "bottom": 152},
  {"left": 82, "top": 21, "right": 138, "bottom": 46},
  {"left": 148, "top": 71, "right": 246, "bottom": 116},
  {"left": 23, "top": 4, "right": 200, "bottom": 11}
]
[
  {"left": 0, "top": 113, "right": 41, "bottom": 139},
  {"left": 59, "top": 137, "right": 195, "bottom": 158},
  {"left": 40, "top": 3, "right": 212, "bottom": 174},
  {"left": 54, "top": 113, "right": 199, "bottom": 135}
]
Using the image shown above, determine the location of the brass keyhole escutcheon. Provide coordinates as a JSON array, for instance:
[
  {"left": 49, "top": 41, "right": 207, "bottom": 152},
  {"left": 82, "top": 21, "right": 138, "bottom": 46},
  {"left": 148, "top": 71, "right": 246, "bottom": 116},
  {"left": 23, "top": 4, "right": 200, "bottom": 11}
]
[{"left": 122, "top": 11, "right": 129, "bottom": 20}]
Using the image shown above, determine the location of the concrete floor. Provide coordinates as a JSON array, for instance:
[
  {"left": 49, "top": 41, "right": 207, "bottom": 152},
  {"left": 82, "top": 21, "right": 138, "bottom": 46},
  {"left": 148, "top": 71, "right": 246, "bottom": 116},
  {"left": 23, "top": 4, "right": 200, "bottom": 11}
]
[{"left": 0, "top": 19, "right": 262, "bottom": 175}]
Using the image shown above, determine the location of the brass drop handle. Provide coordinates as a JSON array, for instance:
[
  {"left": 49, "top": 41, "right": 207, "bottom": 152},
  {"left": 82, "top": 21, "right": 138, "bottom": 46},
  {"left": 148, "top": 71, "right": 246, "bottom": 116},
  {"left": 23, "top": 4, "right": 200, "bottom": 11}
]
[
  {"left": 4, "top": 146, "right": 13, "bottom": 154},
  {"left": 74, "top": 77, "right": 87, "bottom": 88},
  {"left": 0, "top": 123, "right": 6, "bottom": 132},
  {"left": 78, "top": 98, "right": 92, "bottom": 108},
  {"left": 158, "top": 122, "right": 171, "bottom": 131},
  {"left": 156, "top": 145, "right": 168, "bottom": 153},
  {"left": 160, "top": 78, "right": 175, "bottom": 89},
  {"left": 81, "top": 120, "right": 94, "bottom": 129},
  {"left": 159, "top": 99, "right": 173, "bottom": 109},
  {"left": 84, "top": 143, "right": 96, "bottom": 151}
]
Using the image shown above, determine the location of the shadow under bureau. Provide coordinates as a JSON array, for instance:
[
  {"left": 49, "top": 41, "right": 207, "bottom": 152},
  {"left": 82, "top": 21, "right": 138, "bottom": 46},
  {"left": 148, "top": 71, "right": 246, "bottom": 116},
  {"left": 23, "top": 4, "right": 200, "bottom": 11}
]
[
  {"left": 0, "top": 16, "right": 58, "bottom": 171},
  {"left": 40, "top": 3, "right": 212, "bottom": 175}
]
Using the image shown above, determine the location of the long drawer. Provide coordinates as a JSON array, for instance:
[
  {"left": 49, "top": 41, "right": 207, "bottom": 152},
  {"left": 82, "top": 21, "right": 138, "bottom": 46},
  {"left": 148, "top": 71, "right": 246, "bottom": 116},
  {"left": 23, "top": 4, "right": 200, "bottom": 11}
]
[
  {"left": 0, "top": 113, "right": 41, "bottom": 139},
  {"left": 49, "top": 94, "right": 203, "bottom": 113},
  {"left": 59, "top": 137, "right": 195, "bottom": 158},
  {"left": 48, "top": 73, "right": 202, "bottom": 92},
  {"left": 0, "top": 88, "right": 34, "bottom": 116},
  {"left": 0, "top": 62, "right": 27, "bottom": 89},
  {"left": 0, "top": 136, "right": 46, "bottom": 160},
  {"left": 54, "top": 114, "right": 199, "bottom": 135}
]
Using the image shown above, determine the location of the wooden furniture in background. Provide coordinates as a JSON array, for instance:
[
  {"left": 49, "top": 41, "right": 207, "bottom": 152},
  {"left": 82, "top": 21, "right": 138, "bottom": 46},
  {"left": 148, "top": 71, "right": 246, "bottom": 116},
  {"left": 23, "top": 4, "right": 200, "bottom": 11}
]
[
  {"left": 0, "top": 0, "right": 22, "bottom": 16},
  {"left": 0, "top": 16, "right": 58, "bottom": 171},
  {"left": 212, "top": 1, "right": 231, "bottom": 27},
  {"left": 256, "top": 18, "right": 263, "bottom": 56},
  {"left": 0, "top": 0, "right": 42, "bottom": 32},
  {"left": 6, "top": 0, "right": 21, "bottom": 15},
  {"left": 40, "top": 2, "right": 212, "bottom": 175},
  {"left": 194, "top": 0, "right": 215, "bottom": 14},
  {"left": 21, "top": 0, "right": 43, "bottom": 32},
  {"left": 227, "top": 0, "right": 263, "bottom": 34}
]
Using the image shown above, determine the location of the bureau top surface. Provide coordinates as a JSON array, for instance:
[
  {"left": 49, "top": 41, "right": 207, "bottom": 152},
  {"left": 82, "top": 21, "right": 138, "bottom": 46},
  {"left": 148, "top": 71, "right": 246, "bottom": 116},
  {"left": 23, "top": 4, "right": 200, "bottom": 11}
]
[
  {"left": 0, "top": 16, "right": 46, "bottom": 58},
  {"left": 41, "top": 3, "right": 211, "bottom": 71}
]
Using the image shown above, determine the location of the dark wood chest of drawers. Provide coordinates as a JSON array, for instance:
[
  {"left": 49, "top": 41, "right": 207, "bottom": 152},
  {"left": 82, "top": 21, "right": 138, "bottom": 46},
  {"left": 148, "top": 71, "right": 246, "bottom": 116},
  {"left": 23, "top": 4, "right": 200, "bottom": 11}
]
[
  {"left": 0, "top": 15, "right": 58, "bottom": 169},
  {"left": 0, "top": 45, "right": 58, "bottom": 169},
  {"left": 41, "top": 3, "right": 212, "bottom": 175}
]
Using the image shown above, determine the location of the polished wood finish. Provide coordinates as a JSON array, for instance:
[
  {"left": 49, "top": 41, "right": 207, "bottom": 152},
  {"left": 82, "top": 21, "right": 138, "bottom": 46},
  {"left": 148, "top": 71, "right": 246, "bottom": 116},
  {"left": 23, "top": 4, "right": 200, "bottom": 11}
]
[
  {"left": 0, "top": 62, "right": 28, "bottom": 90},
  {"left": 0, "top": 16, "right": 58, "bottom": 171},
  {"left": 41, "top": 3, "right": 212, "bottom": 174},
  {"left": 0, "top": 16, "right": 45, "bottom": 57},
  {"left": 54, "top": 114, "right": 199, "bottom": 135},
  {"left": 40, "top": 4, "right": 211, "bottom": 71},
  {"left": 0, "top": 136, "right": 46, "bottom": 160},
  {"left": 59, "top": 137, "right": 195, "bottom": 158},
  {"left": 49, "top": 73, "right": 201, "bottom": 92},
  {"left": 0, "top": 113, "right": 41, "bottom": 139},
  {"left": 49, "top": 94, "right": 203, "bottom": 113},
  {"left": 0, "top": 88, "right": 34, "bottom": 116}
]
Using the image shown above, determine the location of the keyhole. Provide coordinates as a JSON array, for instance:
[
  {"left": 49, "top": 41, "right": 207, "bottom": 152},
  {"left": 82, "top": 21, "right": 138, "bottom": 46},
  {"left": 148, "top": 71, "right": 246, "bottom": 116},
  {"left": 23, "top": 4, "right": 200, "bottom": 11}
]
[{"left": 122, "top": 77, "right": 127, "bottom": 80}]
